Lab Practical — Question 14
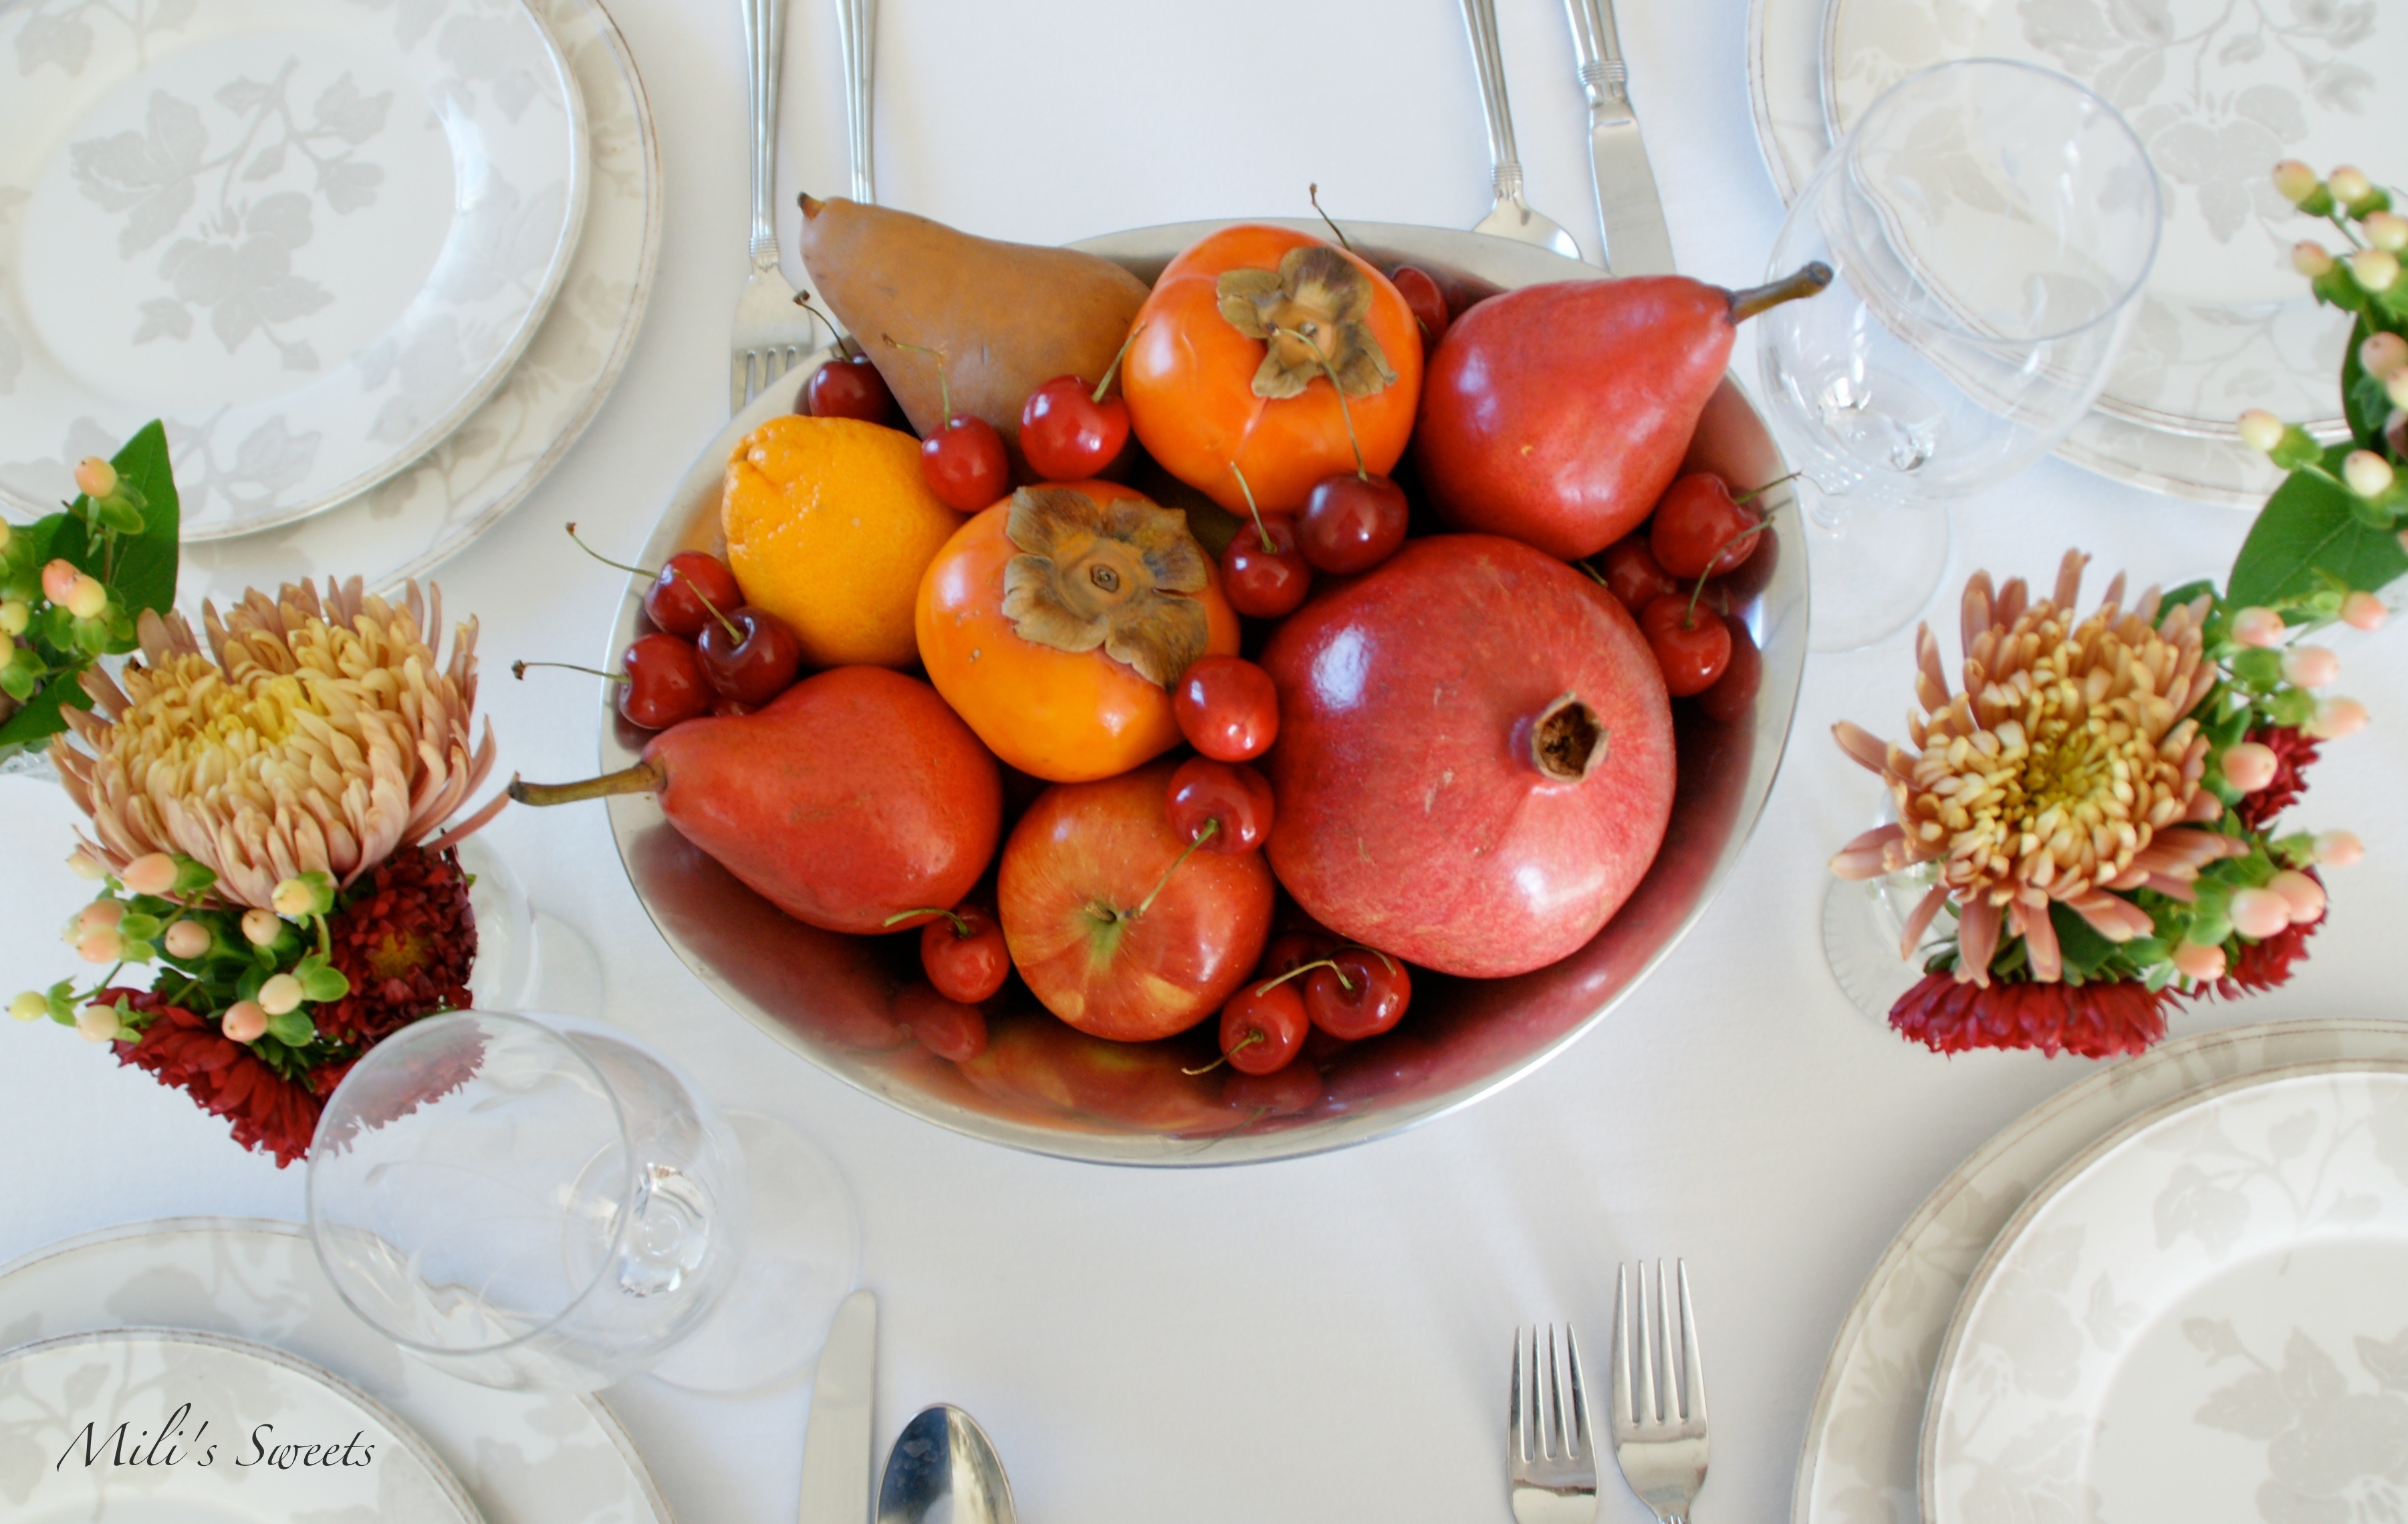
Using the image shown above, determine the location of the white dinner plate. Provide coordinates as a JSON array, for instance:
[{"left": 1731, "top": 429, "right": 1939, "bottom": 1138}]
[
  {"left": 1792, "top": 1017, "right": 2408, "bottom": 1524},
  {"left": 0, "top": 0, "right": 588, "bottom": 539},
  {"left": 1924, "top": 1060, "right": 2408, "bottom": 1524},
  {"left": 0, "top": 1327, "right": 481, "bottom": 1521},
  {"left": 0, "top": 1219, "right": 674, "bottom": 1524}
]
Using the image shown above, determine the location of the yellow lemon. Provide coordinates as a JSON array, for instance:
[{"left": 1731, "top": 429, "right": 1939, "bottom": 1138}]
[{"left": 722, "top": 414, "right": 966, "bottom": 668}]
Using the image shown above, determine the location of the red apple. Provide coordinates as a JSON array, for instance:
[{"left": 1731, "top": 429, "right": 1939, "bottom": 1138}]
[{"left": 997, "top": 761, "right": 1276, "bottom": 1041}]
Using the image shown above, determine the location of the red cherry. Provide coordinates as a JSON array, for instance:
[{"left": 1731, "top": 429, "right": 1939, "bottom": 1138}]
[
  {"left": 1173, "top": 654, "right": 1280, "bottom": 761},
  {"left": 893, "top": 983, "right": 989, "bottom": 1063},
  {"left": 643, "top": 551, "right": 743, "bottom": 640},
  {"left": 1650, "top": 473, "right": 1765, "bottom": 580},
  {"left": 1639, "top": 594, "right": 1732, "bottom": 697},
  {"left": 1598, "top": 535, "right": 1678, "bottom": 615},
  {"left": 802, "top": 354, "right": 896, "bottom": 424},
  {"left": 1222, "top": 1061, "right": 1323, "bottom": 1116},
  {"left": 1020, "top": 376, "right": 1130, "bottom": 480},
  {"left": 697, "top": 604, "right": 806, "bottom": 704},
  {"left": 1390, "top": 265, "right": 1450, "bottom": 346},
  {"left": 919, "top": 415, "right": 1010, "bottom": 511},
  {"left": 1300, "top": 473, "right": 1410, "bottom": 574},
  {"left": 1166, "top": 758, "right": 1274, "bottom": 854},
  {"left": 1304, "top": 947, "right": 1412, "bottom": 1040},
  {"left": 1219, "top": 979, "right": 1310, "bottom": 1075},
  {"left": 1219, "top": 513, "right": 1313, "bottom": 618},
  {"left": 617, "top": 634, "right": 709, "bottom": 729},
  {"left": 915, "top": 899, "right": 1009, "bottom": 1004},
  {"left": 1697, "top": 612, "right": 1762, "bottom": 724}
]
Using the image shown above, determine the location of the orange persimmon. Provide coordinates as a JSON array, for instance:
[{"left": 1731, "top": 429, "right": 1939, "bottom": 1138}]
[
  {"left": 917, "top": 481, "right": 1241, "bottom": 783},
  {"left": 1122, "top": 224, "right": 1423, "bottom": 517}
]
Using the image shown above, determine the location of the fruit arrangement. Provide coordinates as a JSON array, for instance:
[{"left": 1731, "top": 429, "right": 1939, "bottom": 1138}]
[{"left": 514, "top": 199, "right": 1827, "bottom": 1121}]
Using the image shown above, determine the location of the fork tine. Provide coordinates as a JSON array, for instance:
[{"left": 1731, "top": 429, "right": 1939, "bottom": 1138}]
[
  {"left": 1656, "top": 1260, "right": 1682, "bottom": 1422},
  {"left": 1612, "top": 1265, "right": 1635, "bottom": 1436},
  {"left": 1635, "top": 1263, "right": 1661, "bottom": 1426},
  {"left": 1559, "top": 1324, "right": 1587, "bottom": 1460},
  {"left": 1544, "top": 1325, "right": 1566, "bottom": 1459},
  {"left": 1508, "top": 1324, "right": 1526, "bottom": 1463},
  {"left": 1678, "top": 1259, "right": 1708, "bottom": 1427},
  {"left": 731, "top": 350, "right": 753, "bottom": 414}
]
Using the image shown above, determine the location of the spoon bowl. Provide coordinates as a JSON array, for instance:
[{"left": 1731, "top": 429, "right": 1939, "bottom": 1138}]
[{"left": 877, "top": 1404, "right": 1017, "bottom": 1524}]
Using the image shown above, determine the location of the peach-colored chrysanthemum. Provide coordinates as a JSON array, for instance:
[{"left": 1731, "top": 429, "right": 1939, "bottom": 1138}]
[
  {"left": 53, "top": 580, "right": 503, "bottom": 910},
  {"left": 1829, "top": 551, "right": 2243, "bottom": 985}
]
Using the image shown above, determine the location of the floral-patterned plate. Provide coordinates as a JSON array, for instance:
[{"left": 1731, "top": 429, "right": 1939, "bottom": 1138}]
[
  {"left": 0, "top": 0, "right": 588, "bottom": 540},
  {"left": 1790, "top": 1018, "right": 2408, "bottom": 1524},
  {"left": 0, "top": 1327, "right": 481, "bottom": 1520},
  {"left": 1923, "top": 1059, "right": 2408, "bottom": 1524}
]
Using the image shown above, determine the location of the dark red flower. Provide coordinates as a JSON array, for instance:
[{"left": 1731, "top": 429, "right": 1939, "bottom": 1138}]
[
  {"left": 315, "top": 846, "right": 477, "bottom": 1047},
  {"left": 2233, "top": 725, "right": 2319, "bottom": 831},
  {"left": 107, "top": 989, "right": 322, "bottom": 1167},
  {"left": 1889, "top": 974, "right": 2173, "bottom": 1059}
]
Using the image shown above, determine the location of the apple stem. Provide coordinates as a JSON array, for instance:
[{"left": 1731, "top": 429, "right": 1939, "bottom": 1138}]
[
  {"left": 1090, "top": 323, "right": 1145, "bottom": 405},
  {"left": 1733, "top": 471, "right": 1801, "bottom": 507},
  {"left": 1228, "top": 463, "right": 1277, "bottom": 553},
  {"left": 1253, "top": 957, "right": 1353, "bottom": 995},
  {"left": 512, "top": 658, "right": 627, "bottom": 687},
  {"left": 882, "top": 334, "right": 954, "bottom": 420},
  {"left": 1727, "top": 263, "right": 1834, "bottom": 324},
  {"left": 1274, "top": 324, "right": 1368, "bottom": 480},
  {"left": 883, "top": 906, "right": 971, "bottom": 936},
  {"left": 1308, "top": 183, "right": 1355, "bottom": 255},
  {"left": 507, "top": 763, "right": 667, "bottom": 807},
  {"left": 564, "top": 522, "right": 658, "bottom": 582},
  {"left": 1133, "top": 819, "right": 1216, "bottom": 919},
  {"left": 1182, "top": 1030, "right": 1259, "bottom": 1076}
]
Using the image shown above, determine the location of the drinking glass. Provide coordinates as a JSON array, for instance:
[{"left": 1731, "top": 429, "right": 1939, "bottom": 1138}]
[
  {"left": 1758, "top": 58, "right": 2160, "bottom": 652},
  {"left": 308, "top": 1010, "right": 858, "bottom": 1394}
]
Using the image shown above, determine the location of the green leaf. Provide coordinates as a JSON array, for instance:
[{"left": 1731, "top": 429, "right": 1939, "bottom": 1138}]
[
  {"left": 265, "top": 1009, "right": 316, "bottom": 1047},
  {"left": 2228, "top": 451, "right": 2408, "bottom": 610},
  {"left": 2049, "top": 902, "right": 2122, "bottom": 979},
  {"left": 2340, "top": 315, "right": 2388, "bottom": 447},
  {"left": 293, "top": 953, "right": 349, "bottom": 1003},
  {"left": 170, "top": 856, "right": 218, "bottom": 896},
  {"left": 102, "top": 422, "right": 178, "bottom": 621},
  {"left": 0, "top": 664, "right": 93, "bottom": 755}
]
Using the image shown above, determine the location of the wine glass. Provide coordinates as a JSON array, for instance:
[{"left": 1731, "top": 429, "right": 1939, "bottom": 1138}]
[
  {"left": 1758, "top": 58, "right": 2161, "bottom": 652},
  {"left": 307, "top": 1009, "right": 859, "bottom": 1394}
]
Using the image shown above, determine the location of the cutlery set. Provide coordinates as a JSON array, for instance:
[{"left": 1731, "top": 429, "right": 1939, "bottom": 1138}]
[
  {"left": 1512, "top": 1260, "right": 1709, "bottom": 1523},
  {"left": 804, "top": 1290, "right": 1019, "bottom": 1524}
]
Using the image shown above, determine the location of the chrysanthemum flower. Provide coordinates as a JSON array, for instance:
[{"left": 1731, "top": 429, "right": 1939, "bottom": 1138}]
[
  {"left": 1889, "top": 971, "right": 2173, "bottom": 1059},
  {"left": 107, "top": 989, "right": 321, "bottom": 1166},
  {"left": 1832, "top": 551, "right": 2242, "bottom": 985},
  {"left": 52, "top": 580, "right": 504, "bottom": 910},
  {"left": 314, "top": 845, "right": 476, "bottom": 1047}
]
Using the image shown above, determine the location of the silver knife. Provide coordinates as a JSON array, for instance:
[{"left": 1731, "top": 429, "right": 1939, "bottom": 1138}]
[
  {"left": 1564, "top": 0, "right": 1676, "bottom": 275},
  {"left": 798, "top": 1289, "right": 877, "bottom": 1524}
]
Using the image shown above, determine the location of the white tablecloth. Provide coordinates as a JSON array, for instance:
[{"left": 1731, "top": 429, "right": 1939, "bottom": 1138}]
[{"left": 5, "top": 1, "right": 2403, "bottom": 1519}]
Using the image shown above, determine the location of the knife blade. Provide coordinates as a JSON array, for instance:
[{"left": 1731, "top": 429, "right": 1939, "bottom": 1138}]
[
  {"left": 1564, "top": 0, "right": 1676, "bottom": 275},
  {"left": 798, "top": 1289, "right": 877, "bottom": 1524}
]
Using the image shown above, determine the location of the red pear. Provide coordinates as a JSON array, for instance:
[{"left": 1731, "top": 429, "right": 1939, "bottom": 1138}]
[{"left": 1412, "top": 266, "right": 1829, "bottom": 561}]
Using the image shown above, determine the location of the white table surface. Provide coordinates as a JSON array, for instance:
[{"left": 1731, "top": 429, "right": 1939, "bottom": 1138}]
[{"left": 4, "top": 1, "right": 2403, "bottom": 1520}]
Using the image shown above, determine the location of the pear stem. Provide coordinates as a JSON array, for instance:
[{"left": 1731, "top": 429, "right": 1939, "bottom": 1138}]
[
  {"left": 564, "top": 523, "right": 656, "bottom": 581},
  {"left": 799, "top": 193, "right": 824, "bottom": 218},
  {"left": 1090, "top": 323, "right": 1145, "bottom": 404},
  {"left": 507, "top": 763, "right": 666, "bottom": 807},
  {"left": 1308, "top": 183, "right": 1354, "bottom": 254},
  {"left": 1728, "top": 263, "right": 1834, "bottom": 323},
  {"left": 513, "top": 659, "right": 628, "bottom": 686},
  {"left": 1133, "top": 819, "right": 1217, "bottom": 919},
  {"left": 1229, "top": 463, "right": 1276, "bottom": 553},
  {"left": 883, "top": 334, "right": 953, "bottom": 419}
]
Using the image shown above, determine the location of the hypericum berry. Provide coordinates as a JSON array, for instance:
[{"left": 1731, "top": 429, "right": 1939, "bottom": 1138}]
[
  {"left": 2230, "top": 886, "right": 2292, "bottom": 940},
  {"left": 74, "top": 457, "right": 119, "bottom": 499},
  {"left": 221, "top": 1000, "right": 269, "bottom": 1043},
  {"left": 2294, "top": 242, "right": 2335, "bottom": 277},
  {"left": 2330, "top": 165, "right": 2377, "bottom": 210},
  {"left": 76, "top": 927, "right": 123, "bottom": 964},
  {"left": 2318, "top": 830, "right": 2366, "bottom": 866},
  {"left": 2230, "top": 605, "right": 2285, "bottom": 646},
  {"left": 2363, "top": 332, "right": 2408, "bottom": 382},
  {"left": 240, "top": 908, "right": 282, "bottom": 946},
  {"left": 2391, "top": 368, "right": 2408, "bottom": 410},
  {"left": 65, "top": 850, "right": 104, "bottom": 880},
  {"left": 2268, "top": 869, "right": 2326, "bottom": 924},
  {"left": 2236, "top": 410, "right": 2286, "bottom": 455},
  {"left": 2171, "top": 941, "right": 2228, "bottom": 982},
  {"left": 76, "top": 1004, "right": 121, "bottom": 1043},
  {"left": 2349, "top": 249, "right": 2400, "bottom": 293},
  {"left": 0, "top": 599, "right": 26, "bottom": 637},
  {"left": 9, "top": 991, "right": 45, "bottom": 1023},
  {"left": 257, "top": 972, "right": 304, "bottom": 1016},
  {"left": 162, "top": 919, "right": 210, "bottom": 959},
  {"left": 2344, "top": 450, "right": 2395, "bottom": 499},
  {"left": 77, "top": 899, "right": 125, "bottom": 935},
  {"left": 121, "top": 852, "right": 178, "bottom": 896},
  {"left": 271, "top": 874, "right": 332, "bottom": 918},
  {"left": 2282, "top": 645, "right": 2340, "bottom": 688},
  {"left": 2343, "top": 592, "right": 2391, "bottom": 632},
  {"left": 2272, "top": 160, "right": 2321, "bottom": 205},
  {"left": 41, "top": 559, "right": 80, "bottom": 605},
  {"left": 2306, "top": 696, "right": 2369, "bottom": 739},
  {"left": 2221, "top": 741, "right": 2278, "bottom": 793},
  {"left": 2366, "top": 212, "right": 2408, "bottom": 253},
  {"left": 0, "top": 518, "right": 10, "bottom": 553}
]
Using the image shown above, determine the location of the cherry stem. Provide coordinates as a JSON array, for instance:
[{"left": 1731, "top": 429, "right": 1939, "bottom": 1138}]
[
  {"left": 1253, "top": 957, "right": 1354, "bottom": 996},
  {"left": 883, "top": 334, "right": 953, "bottom": 419},
  {"left": 883, "top": 906, "right": 971, "bottom": 936},
  {"left": 1684, "top": 522, "right": 1769, "bottom": 624},
  {"left": 1090, "top": 323, "right": 1145, "bottom": 404},
  {"left": 1273, "top": 325, "right": 1367, "bottom": 479},
  {"left": 1728, "top": 263, "right": 1834, "bottom": 323},
  {"left": 513, "top": 658, "right": 628, "bottom": 686},
  {"left": 1308, "top": 183, "right": 1354, "bottom": 254},
  {"left": 564, "top": 523, "right": 656, "bottom": 581},
  {"left": 1575, "top": 559, "right": 1612, "bottom": 589},
  {"left": 507, "top": 762, "right": 667, "bottom": 807},
  {"left": 1182, "top": 1030, "right": 1261, "bottom": 1076},
  {"left": 689, "top": 582, "right": 744, "bottom": 643},
  {"left": 1133, "top": 819, "right": 1217, "bottom": 920},
  {"left": 791, "top": 294, "right": 860, "bottom": 358},
  {"left": 1229, "top": 463, "right": 1276, "bottom": 553},
  {"left": 1733, "top": 471, "right": 1801, "bottom": 507}
]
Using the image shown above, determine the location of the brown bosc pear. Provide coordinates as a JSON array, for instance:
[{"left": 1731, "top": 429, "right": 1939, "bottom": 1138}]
[{"left": 798, "top": 195, "right": 1150, "bottom": 480}]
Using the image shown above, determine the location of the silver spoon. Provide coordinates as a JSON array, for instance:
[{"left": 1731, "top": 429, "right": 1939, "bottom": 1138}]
[
  {"left": 877, "top": 1404, "right": 1018, "bottom": 1524},
  {"left": 1457, "top": 0, "right": 1582, "bottom": 259}
]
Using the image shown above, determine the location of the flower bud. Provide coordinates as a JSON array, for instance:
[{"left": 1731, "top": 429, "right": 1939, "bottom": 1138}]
[
  {"left": 10, "top": 991, "right": 47, "bottom": 1022},
  {"left": 256, "top": 972, "right": 304, "bottom": 1016},
  {"left": 2282, "top": 645, "right": 2340, "bottom": 688},
  {"left": 62, "top": 572, "right": 106, "bottom": 622},
  {"left": 75, "top": 1004, "right": 121, "bottom": 1043},
  {"left": 2231, "top": 606, "right": 2286, "bottom": 647},
  {"left": 40, "top": 558, "right": 79, "bottom": 604},
  {"left": 0, "top": 598, "right": 27, "bottom": 636},
  {"left": 66, "top": 850, "right": 105, "bottom": 880},
  {"left": 240, "top": 908, "right": 283, "bottom": 946},
  {"left": 2365, "top": 332, "right": 2408, "bottom": 382},
  {"left": 2171, "top": 940, "right": 2228, "bottom": 982},
  {"left": 2221, "top": 740, "right": 2279, "bottom": 792},
  {"left": 220, "top": 1001, "right": 269, "bottom": 1043},
  {"left": 2306, "top": 696, "right": 2369, "bottom": 739},
  {"left": 76, "top": 927, "right": 123, "bottom": 964},
  {"left": 2293, "top": 241, "right": 2335, "bottom": 277},
  {"left": 2237, "top": 410, "right": 2287, "bottom": 455},
  {"left": 120, "top": 852, "right": 178, "bottom": 897},
  {"left": 2344, "top": 450, "right": 2396, "bottom": 499},
  {"left": 2370, "top": 212, "right": 2408, "bottom": 253},
  {"left": 78, "top": 898, "right": 125, "bottom": 934},
  {"left": 2230, "top": 886, "right": 2292, "bottom": 940},
  {"left": 2317, "top": 830, "right": 2366, "bottom": 866},
  {"left": 2350, "top": 249, "right": 2401, "bottom": 293},
  {"left": 2268, "top": 868, "right": 2326, "bottom": 924},
  {"left": 2272, "top": 160, "right": 2322, "bottom": 205},
  {"left": 74, "top": 457, "right": 118, "bottom": 500},
  {"left": 2331, "top": 166, "right": 2375, "bottom": 207},
  {"left": 162, "top": 918, "right": 211, "bottom": 959},
  {"left": 2340, "top": 590, "right": 2388, "bottom": 630}
]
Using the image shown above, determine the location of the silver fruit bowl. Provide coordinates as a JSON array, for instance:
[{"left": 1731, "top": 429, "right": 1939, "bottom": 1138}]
[{"left": 598, "top": 221, "right": 1807, "bottom": 1164}]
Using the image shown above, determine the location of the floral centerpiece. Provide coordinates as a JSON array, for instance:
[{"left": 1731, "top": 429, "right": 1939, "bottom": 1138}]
[
  {"left": 7, "top": 426, "right": 503, "bottom": 1164},
  {"left": 1830, "top": 160, "right": 2406, "bottom": 1059}
]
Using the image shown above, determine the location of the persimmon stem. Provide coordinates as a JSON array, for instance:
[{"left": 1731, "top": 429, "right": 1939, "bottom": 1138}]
[
  {"left": 1183, "top": 1029, "right": 1260, "bottom": 1076},
  {"left": 1274, "top": 325, "right": 1367, "bottom": 479},
  {"left": 1133, "top": 819, "right": 1216, "bottom": 919},
  {"left": 883, "top": 334, "right": 953, "bottom": 418},
  {"left": 513, "top": 659, "right": 627, "bottom": 686},
  {"left": 1091, "top": 323, "right": 1145, "bottom": 404},
  {"left": 564, "top": 523, "right": 656, "bottom": 581},
  {"left": 1229, "top": 463, "right": 1276, "bottom": 553},
  {"left": 884, "top": 906, "right": 971, "bottom": 936},
  {"left": 1308, "top": 183, "right": 1354, "bottom": 254}
]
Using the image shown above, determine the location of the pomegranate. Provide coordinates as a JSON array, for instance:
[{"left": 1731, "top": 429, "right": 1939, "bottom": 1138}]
[{"left": 1259, "top": 535, "right": 1674, "bottom": 977}]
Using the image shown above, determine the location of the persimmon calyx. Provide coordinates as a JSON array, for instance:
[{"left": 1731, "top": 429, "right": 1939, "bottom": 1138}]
[
  {"left": 999, "top": 486, "right": 1211, "bottom": 687},
  {"left": 1215, "top": 245, "right": 1398, "bottom": 402}
]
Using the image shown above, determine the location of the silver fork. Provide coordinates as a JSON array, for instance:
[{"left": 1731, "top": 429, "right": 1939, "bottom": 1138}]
[
  {"left": 1611, "top": 1261, "right": 1710, "bottom": 1523},
  {"left": 1508, "top": 1324, "right": 1598, "bottom": 1524},
  {"left": 1457, "top": 0, "right": 1582, "bottom": 259},
  {"left": 730, "top": 0, "right": 830, "bottom": 412}
]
